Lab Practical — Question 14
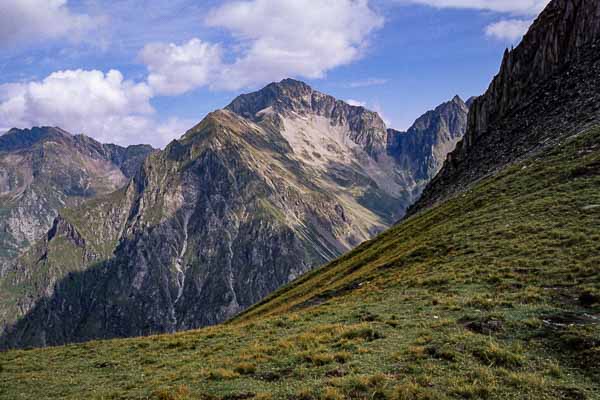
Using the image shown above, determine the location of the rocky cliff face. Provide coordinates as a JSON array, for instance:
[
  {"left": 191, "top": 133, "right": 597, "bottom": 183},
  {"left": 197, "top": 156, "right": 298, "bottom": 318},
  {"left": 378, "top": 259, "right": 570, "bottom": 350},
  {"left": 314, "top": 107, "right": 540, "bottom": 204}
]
[
  {"left": 411, "top": 0, "right": 600, "bottom": 213},
  {"left": 0, "top": 127, "right": 154, "bottom": 269},
  {"left": 0, "top": 81, "right": 468, "bottom": 349},
  {"left": 387, "top": 96, "right": 469, "bottom": 199}
]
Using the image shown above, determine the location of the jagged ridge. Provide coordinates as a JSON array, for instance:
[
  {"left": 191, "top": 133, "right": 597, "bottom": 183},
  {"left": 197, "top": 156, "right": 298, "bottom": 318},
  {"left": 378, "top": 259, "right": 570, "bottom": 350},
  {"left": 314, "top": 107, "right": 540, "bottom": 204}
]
[{"left": 411, "top": 0, "right": 600, "bottom": 213}]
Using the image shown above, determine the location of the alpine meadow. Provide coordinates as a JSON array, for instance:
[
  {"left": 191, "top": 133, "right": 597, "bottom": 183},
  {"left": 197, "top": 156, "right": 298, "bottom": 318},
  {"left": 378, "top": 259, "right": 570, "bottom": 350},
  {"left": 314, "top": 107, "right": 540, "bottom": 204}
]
[{"left": 0, "top": 0, "right": 598, "bottom": 399}]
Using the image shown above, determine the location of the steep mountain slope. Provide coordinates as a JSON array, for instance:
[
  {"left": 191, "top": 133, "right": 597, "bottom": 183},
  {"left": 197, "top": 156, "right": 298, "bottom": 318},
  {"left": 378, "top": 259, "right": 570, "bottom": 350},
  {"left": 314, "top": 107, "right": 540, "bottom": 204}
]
[
  {"left": 411, "top": 0, "right": 600, "bottom": 213},
  {"left": 0, "top": 127, "right": 153, "bottom": 268},
  {"left": 0, "top": 82, "right": 468, "bottom": 348},
  {"left": 0, "top": 0, "right": 597, "bottom": 398},
  {"left": 1, "top": 115, "right": 598, "bottom": 400},
  {"left": 387, "top": 96, "right": 468, "bottom": 199}
]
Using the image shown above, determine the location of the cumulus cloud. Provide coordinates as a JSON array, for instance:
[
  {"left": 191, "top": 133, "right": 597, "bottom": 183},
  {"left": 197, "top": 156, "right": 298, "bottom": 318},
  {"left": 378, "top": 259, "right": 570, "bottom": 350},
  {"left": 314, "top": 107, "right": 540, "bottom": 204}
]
[
  {"left": 401, "top": 0, "right": 550, "bottom": 15},
  {"left": 1, "top": 1, "right": 385, "bottom": 145},
  {"left": 0, "top": 69, "right": 165, "bottom": 146},
  {"left": 139, "top": 39, "right": 223, "bottom": 96},
  {"left": 206, "top": 0, "right": 384, "bottom": 90},
  {"left": 0, "top": 0, "right": 98, "bottom": 46},
  {"left": 485, "top": 19, "right": 532, "bottom": 41},
  {"left": 139, "top": 0, "right": 384, "bottom": 94}
]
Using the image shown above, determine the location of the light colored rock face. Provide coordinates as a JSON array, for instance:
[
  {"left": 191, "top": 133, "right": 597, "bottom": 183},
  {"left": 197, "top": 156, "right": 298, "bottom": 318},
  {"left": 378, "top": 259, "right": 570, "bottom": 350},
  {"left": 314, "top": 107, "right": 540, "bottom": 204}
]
[
  {"left": 412, "top": 0, "right": 600, "bottom": 214},
  {"left": 0, "top": 81, "right": 469, "bottom": 349},
  {"left": 280, "top": 113, "right": 406, "bottom": 198},
  {"left": 229, "top": 79, "right": 469, "bottom": 211}
]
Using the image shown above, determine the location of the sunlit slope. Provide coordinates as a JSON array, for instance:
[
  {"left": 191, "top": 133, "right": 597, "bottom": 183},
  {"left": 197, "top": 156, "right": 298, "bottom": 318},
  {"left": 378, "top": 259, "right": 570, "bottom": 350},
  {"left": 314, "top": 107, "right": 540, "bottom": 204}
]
[{"left": 0, "top": 127, "right": 598, "bottom": 399}]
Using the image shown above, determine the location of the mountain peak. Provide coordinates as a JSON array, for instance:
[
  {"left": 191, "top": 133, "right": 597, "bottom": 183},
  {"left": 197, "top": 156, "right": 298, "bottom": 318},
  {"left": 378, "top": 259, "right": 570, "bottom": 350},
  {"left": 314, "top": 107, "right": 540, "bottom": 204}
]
[
  {"left": 225, "top": 79, "right": 389, "bottom": 159},
  {"left": 226, "top": 79, "right": 384, "bottom": 123},
  {"left": 0, "top": 127, "right": 72, "bottom": 152},
  {"left": 275, "top": 78, "right": 312, "bottom": 90},
  {"left": 225, "top": 78, "right": 313, "bottom": 119},
  {"left": 451, "top": 95, "right": 464, "bottom": 104}
]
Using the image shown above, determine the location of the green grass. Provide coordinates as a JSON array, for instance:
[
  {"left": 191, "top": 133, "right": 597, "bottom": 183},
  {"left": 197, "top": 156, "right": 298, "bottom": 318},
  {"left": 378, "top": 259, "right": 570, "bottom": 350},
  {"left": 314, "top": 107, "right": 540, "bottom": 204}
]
[{"left": 0, "top": 126, "right": 599, "bottom": 399}]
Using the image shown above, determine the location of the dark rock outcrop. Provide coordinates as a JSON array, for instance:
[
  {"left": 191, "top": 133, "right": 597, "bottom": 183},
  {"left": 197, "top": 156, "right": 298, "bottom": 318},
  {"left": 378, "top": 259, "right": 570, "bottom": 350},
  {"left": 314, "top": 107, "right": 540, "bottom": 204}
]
[{"left": 411, "top": 0, "right": 600, "bottom": 214}]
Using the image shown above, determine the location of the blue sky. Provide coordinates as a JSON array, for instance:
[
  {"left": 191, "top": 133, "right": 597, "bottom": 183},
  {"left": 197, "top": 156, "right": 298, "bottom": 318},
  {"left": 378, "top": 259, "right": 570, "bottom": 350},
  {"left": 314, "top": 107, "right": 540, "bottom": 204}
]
[{"left": 0, "top": 0, "right": 549, "bottom": 147}]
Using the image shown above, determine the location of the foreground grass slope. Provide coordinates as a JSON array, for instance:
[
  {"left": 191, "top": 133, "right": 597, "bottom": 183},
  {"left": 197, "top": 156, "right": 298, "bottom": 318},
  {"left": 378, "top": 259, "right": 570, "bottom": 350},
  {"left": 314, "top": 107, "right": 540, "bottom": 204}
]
[{"left": 0, "top": 127, "right": 599, "bottom": 399}]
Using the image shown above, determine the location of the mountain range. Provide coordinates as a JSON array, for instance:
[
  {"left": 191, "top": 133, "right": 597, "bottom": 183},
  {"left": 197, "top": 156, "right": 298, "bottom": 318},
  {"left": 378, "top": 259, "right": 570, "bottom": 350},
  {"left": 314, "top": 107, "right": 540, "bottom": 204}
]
[
  {"left": 0, "top": 0, "right": 599, "bottom": 398},
  {"left": 0, "top": 82, "right": 468, "bottom": 348},
  {"left": 0, "top": 127, "right": 153, "bottom": 267}
]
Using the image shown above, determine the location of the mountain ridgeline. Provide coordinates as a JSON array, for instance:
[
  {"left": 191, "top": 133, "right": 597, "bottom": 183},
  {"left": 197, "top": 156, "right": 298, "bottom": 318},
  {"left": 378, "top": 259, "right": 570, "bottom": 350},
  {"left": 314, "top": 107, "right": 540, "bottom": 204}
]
[
  {"left": 0, "top": 127, "right": 153, "bottom": 268},
  {"left": 0, "top": 81, "right": 468, "bottom": 349}
]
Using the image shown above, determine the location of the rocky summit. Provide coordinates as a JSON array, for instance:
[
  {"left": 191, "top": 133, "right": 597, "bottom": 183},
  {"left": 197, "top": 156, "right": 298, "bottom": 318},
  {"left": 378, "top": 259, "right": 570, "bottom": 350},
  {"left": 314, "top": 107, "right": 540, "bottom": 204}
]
[
  {"left": 0, "top": 81, "right": 467, "bottom": 349},
  {"left": 388, "top": 95, "right": 469, "bottom": 200}
]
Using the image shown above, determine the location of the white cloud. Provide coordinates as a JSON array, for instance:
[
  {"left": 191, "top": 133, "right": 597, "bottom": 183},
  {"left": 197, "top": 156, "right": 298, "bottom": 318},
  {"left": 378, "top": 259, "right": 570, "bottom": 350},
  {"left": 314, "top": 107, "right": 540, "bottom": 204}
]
[
  {"left": 485, "top": 19, "right": 532, "bottom": 41},
  {"left": 202, "top": 0, "right": 384, "bottom": 91},
  {"left": 0, "top": 69, "right": 162, "bottom": 146},
  {"left": 401, "top": 0, "right": 550, "bottom": 15},
  {"left": 138, "top": 0, "right": 384, "bottom": 94},
  {"left": 345, "top": 78, "right": 388, "bottom": 88},
  {"left": 0, "top": 1, "right": 386, "bottom": 146},
  {"left": 139, "top": 38, "right": 223, "bottom": 96},
  {"left": 0, "top": 0, "right": 98, "bottom": 46},
  {"left": 346, "top": 99, "right": 367, "bottom": 107}
]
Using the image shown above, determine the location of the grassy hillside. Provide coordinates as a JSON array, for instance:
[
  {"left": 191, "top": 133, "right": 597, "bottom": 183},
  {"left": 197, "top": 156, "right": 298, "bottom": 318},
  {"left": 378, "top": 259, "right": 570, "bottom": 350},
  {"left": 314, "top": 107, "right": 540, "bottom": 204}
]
[{"left": 0, "top": 126, "right": 598, "bottom": 399}]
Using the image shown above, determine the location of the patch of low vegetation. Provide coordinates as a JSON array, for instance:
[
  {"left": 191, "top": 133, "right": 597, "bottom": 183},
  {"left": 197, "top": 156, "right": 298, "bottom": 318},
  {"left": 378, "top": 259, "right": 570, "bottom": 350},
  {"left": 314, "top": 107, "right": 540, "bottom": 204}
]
[{"left": 1, "top": 127, "right": 599, "bottom": 398}]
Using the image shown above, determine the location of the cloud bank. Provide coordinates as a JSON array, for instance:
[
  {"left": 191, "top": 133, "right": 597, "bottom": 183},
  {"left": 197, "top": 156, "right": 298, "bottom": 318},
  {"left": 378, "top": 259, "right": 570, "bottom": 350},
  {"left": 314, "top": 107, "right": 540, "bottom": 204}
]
[
  {"left": 2, "top": 0, "right": 386, "bottom": 146},
  {"left": 0, "top": 0, "right": 98, "bottom": 46},
  {"left": 0, "top": 69, "right": 166, "bottom": 146}
]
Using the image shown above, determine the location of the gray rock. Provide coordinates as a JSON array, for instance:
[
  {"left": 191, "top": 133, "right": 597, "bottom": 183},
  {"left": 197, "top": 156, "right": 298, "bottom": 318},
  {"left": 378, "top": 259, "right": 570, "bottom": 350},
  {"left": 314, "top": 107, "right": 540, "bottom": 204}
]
[{"left": 0, "top": 127, "right": 153, "bottom": 268}]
